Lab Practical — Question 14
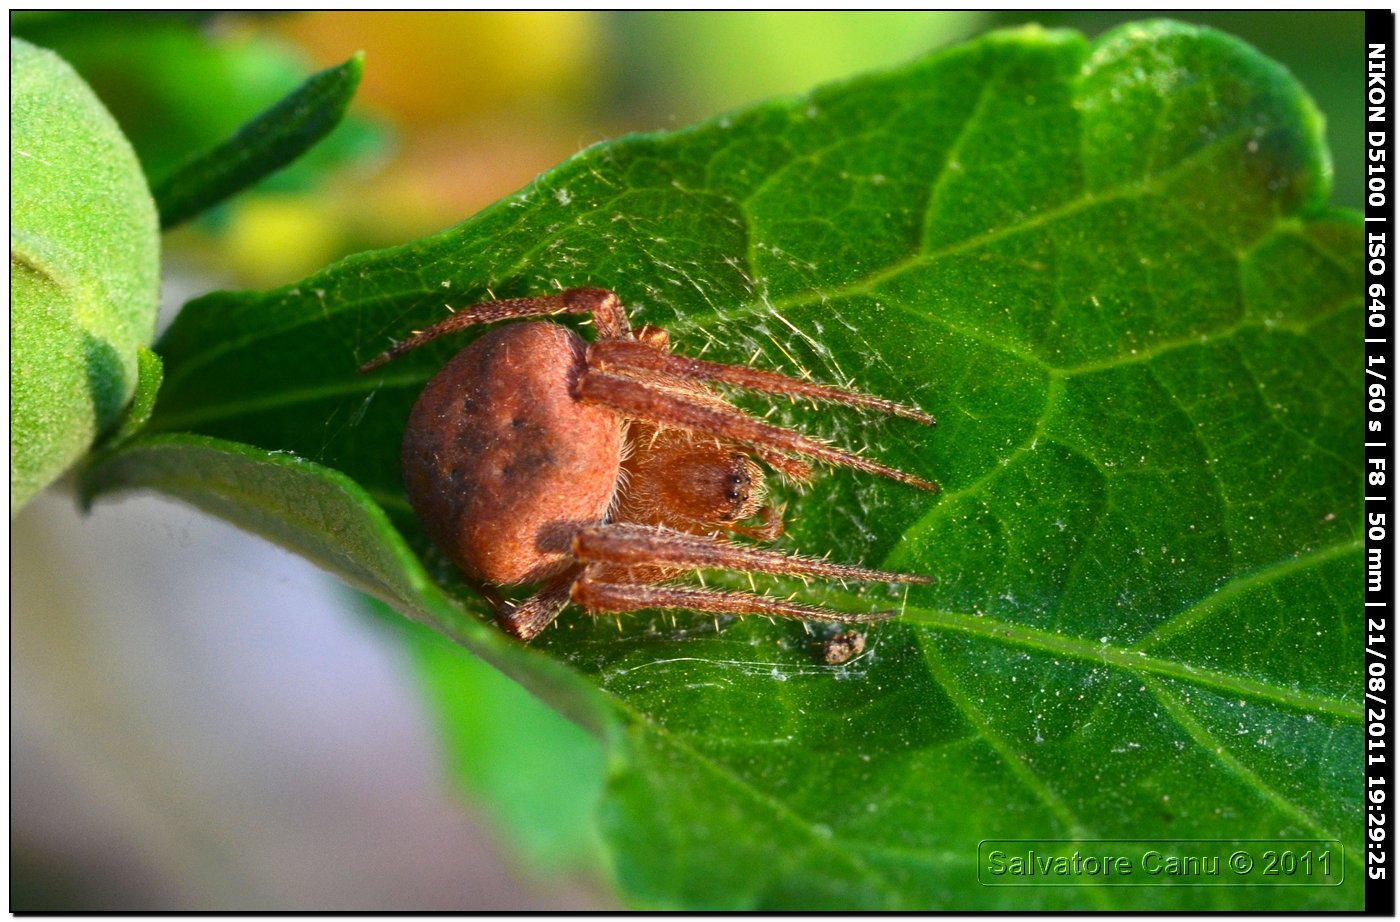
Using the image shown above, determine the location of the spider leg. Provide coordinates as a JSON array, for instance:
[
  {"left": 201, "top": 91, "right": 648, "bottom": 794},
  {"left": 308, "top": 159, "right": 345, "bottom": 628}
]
[
  {"left": 495, "top": 566, "right": 580, "bottom": 641},
  {"left": 577, "top": 371, "right": 939, "bottom": 492},
  {"left": 748, "top": 446, "right": 814, "bottom": 483},
  {"left": 588, "top": 339, "right": 935, "bottom": 425},
  {"left": 360, "top": 287, "right": 631, "bottom": 372},
  {"left": 573, "top": 523, "right": 929, "bottom": 585},
  {"left": 727, "top": 502, "right": 785, "bottom": 541},
  {"left": 572, "top": 577, "right": 898, "bottom": 626}
]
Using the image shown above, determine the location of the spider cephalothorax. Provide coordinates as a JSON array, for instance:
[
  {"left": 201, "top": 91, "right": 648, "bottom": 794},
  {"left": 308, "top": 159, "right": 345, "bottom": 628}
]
[{"left": 361, "top": 288, "right": 937, "bottom": 642}]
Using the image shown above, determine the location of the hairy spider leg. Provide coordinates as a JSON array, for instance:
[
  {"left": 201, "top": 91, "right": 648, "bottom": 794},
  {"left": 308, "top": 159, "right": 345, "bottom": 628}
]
[
  {"left": 499, "top": 521, "right": 927, "bottom": 640},
  {"left": 573, "top": 523, "right": 929, "bottom": 584},
  {"left": 359, "top": 287, "right": 631, "bottom": 373},
  {"left": 588, "top": 339, "right": 936, "bottom": 425},
  {"left": 573, "top": 579, "right": 897, "bottom": 626},
  {"left": 746, "top": 447, "right": 814, "bottom": 484},
  {"left": 725, "top": 501, "right": 786, "bottom": 541},
  {"left": 594, "top": 334, "right": 927, "bottom": 487},
  {"left": 569, "top": 522, "right": 924, "bottom": 627},
  {"left": 495, "top": 566, "right": 579, "bottom": 641},
  {"left": 577, "top": 371, "right": 939, "bottom": 492}
]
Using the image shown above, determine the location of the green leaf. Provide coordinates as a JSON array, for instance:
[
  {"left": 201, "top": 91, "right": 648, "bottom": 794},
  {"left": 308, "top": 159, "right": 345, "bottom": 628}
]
[
  {"left": 152, "top": 52, "right": 364, "bottom": 229},
  {"left": 11, "top": 37, "right": 160, "bottom": 512},
  {"left": 98, "top": 346, "right": 164, "bottom": 453},
  {"left": 87, "top": 21, "right": 1362, "bottom": 909}
]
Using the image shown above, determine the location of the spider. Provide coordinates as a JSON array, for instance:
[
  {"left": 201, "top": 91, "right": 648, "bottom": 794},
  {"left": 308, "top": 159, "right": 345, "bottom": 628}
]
[
  {"left": 360, "top": 287, "right": 938, "bottom": 642},
  {"left": 822, "top": 630, "right": 867, "bottom": 666}
]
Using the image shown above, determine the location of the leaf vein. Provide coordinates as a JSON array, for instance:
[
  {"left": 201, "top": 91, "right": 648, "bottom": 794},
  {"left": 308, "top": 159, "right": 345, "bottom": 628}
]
[{"left": 901, "top": 605, "right": 1358, "bottom": 720}]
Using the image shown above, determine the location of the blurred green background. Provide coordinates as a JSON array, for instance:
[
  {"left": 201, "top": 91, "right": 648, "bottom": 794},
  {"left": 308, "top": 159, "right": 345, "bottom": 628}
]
[
  {"left": 12, "top": 11, "right": 1363, "bottom": 291},
  {"left": 9, "top": 10, "right": 1365, "bottom": 910}
]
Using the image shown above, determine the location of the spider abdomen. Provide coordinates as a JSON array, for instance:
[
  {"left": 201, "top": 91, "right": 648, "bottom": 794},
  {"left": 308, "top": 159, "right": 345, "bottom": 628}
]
[{"left": 402, "top": 322, "right": 623, "bottom": 586}]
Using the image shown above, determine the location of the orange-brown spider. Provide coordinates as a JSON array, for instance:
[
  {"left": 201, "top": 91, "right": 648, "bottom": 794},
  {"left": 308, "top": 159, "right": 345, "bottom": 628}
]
[{"left": 360, "top": 288, "right": 937, "bottom": 641}]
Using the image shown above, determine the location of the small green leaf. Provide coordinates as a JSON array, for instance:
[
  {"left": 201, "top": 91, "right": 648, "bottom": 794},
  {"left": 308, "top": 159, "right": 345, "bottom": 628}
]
[
  {"left": 89, "top": 21, "right": 1361, "bottom": 909},
  {"left": 152, "top": 52, "right": 364, "bottom": 229},
  {"left": 11, "top": 37, "right": 159, "bottom": 512},
  {"left": 98, "top": 346, "right": 164, "bottom": 453}
]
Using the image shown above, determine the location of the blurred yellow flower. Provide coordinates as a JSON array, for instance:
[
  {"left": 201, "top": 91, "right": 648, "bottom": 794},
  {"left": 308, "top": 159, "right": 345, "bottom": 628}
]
[
  {"left": 276, "top": 11, "right": 603, "bottom": 125},
  {"left": 221, "top": 196, "right": 344, "bottom": 287}
]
